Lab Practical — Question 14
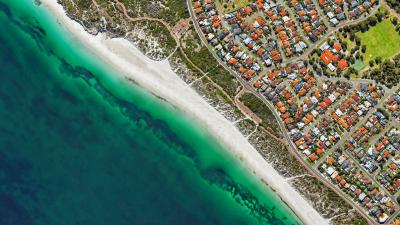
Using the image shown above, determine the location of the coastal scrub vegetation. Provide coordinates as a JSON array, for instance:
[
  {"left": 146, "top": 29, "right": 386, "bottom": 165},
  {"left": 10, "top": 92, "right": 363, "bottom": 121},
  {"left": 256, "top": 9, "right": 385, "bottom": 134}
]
[
  {"left": 239, "top": 93, "right": 281, "bottom": 136},
  {"left": 120, "top": 0, "right": 189, "bottom": 26},
  {"left": 126, "top": 20, "right": 176, "bottom": 60},
  {"left": 169, "top": 49, "right": 245, "bottom": 124},
  {"left": 192, "top": 77, "right": 244, "bottom": 121},
  {"left": 248, "top": 129, "right": 308, "bottom": 178},
  {"left": 181, "top": 28, "right": 241, "bottom": 98},
  {"left": 330, "top": 212, "right": 369, "bottom": 225},
  {"left": 290, "top": 176, "right": 367, "bottom": 223},
  {"left": 59, "top": 0, "right": 177, "bottom": 60},
  {"left": 169, "top": 50, "right": 203, "bottom": 84},
  {"left": 235, "top": 119, "right": 256, "bottom": 137},
  {"left": 58, "top": 0, "right": 374, "bottom": 223}
]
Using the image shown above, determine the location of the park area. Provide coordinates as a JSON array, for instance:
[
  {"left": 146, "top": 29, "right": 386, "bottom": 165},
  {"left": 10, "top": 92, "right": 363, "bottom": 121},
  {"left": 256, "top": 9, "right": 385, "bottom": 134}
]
[
  {"left": 357, "top": 18, "right": 400, "bottom": 64},
  {"left": 217, "top": 0, "right": 254, "bottom": 13},
  {"left": 352, "top": 59, "right": 365, "bottom": 71}
]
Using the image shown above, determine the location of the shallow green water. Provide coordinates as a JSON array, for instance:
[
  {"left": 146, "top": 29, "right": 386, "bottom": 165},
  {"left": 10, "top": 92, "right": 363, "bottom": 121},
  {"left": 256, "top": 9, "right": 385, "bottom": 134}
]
[{"left": 0, "top": 1, "right": 302, "bottom": 225}]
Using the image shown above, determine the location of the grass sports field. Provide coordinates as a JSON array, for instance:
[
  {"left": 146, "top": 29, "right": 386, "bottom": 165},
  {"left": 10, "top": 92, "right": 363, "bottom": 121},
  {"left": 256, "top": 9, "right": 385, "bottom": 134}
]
[{"left": 357, "top": 18, "right": 400, "bottom": 64}]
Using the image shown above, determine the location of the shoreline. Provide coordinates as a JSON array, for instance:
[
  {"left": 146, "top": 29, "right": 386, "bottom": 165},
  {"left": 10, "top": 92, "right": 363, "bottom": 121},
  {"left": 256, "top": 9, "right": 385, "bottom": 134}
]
[{"left": 40, "top": 1, "right": 329, "bottom": 224}]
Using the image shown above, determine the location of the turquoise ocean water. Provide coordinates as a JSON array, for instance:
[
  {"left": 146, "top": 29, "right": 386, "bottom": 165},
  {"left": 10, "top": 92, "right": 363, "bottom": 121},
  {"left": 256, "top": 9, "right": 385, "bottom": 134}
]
[{"left": 0, "top": 1, "right": 303, "bottom": 225}]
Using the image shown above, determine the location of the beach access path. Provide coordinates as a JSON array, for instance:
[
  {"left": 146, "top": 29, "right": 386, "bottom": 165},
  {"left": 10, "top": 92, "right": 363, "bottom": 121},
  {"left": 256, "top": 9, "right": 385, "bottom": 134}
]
[
  {"left": 185, "top": 0, "right": 388, "bottom": 224},
  {"left": 41, "top": 1, "right": 329, "bottom": 224}
]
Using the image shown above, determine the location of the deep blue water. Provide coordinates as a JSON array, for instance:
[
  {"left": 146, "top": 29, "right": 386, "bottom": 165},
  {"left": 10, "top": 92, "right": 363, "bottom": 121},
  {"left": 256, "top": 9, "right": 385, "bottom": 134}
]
[{"left": 0, "top": 1, "right": 302, "bottom": 225}]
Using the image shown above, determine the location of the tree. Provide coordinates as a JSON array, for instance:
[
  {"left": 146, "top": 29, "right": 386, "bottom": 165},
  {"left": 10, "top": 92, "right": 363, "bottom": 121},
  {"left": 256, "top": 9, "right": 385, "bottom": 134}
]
[
  {"left": 369, "top": 60, "right": 374, "bottom": 67},
  {"left": 328, "top": 39, "right": 334, "bottom": 46},
  {"left": 312, "top": 64, "right": 318, "bottom": 71},
  {"left": 350, "top": 56, "right": 356, "bottom": 64},
  {"left": 361, "top": 45, "right": 366, "bottom": 53},
  {"left": 377, "top": 12, "right": 384, "bottom": 22},
  {"left": 368, "top": 16, "right": 378, "bottom": 27},
  {"left": 392, "top": 17, "right": 398, "bottom": 26},
  {"left": 360, "top": 21, "right": 368, "bottom": 32},
  {"left": 375, "top": 56, "right": 382, "bottom": 64},
  {"left": 355, "top": 36, "right": 361, "bottom": 46},
  {"left": 349, "top": 33, "right": 355, "bottom": 41},
  {"left": 342, "top": 40, "right": 348, "bottom": 49}
]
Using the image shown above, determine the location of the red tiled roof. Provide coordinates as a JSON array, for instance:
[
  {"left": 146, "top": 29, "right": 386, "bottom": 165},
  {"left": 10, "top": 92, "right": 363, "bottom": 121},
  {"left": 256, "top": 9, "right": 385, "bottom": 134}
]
[
  {"left": 338, "top": 59, "right": 348, "bottom": 70},
  {"left": 333, "top": 42, "right": 342, "bottom": 52},
  {"left": 320, "top": 49, "right": 334, "bottom": 65},
  {"left": 244, "top": 6, "right": 253, "bottom": 15}
]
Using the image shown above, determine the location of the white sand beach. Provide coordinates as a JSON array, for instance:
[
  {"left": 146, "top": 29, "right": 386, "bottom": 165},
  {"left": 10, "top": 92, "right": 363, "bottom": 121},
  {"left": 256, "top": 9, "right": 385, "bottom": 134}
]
[{"left": 41, "top": 1, "right": 329, "bottom": 224}]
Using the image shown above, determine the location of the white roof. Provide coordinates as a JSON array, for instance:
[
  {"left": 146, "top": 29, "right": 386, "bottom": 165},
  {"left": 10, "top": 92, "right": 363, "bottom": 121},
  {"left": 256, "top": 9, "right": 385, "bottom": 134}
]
[
  {"left": 379, "top": 214, "right": 388, "bottom": 223},
  {"left": 329, "top": 94, "right": 337, "bottom": 102},
  {"left": 303, "top": 149, "right": 311, "bottom": 156},
  {"left": 328, "top": 63, "right": 336, "bottom": 71},
  {"left": 311, "top": 96, "right": 318, "bottom": 104},
  {"left": 320, "top": 42, "right": 330, "bottom": 51},
  {"left": 282, "top": 16, "right": 290, "bottom": 22},
  {"left": 297, "top": 122, "right": 305, "bottom": 129},
  {"left": 338, "top": 155, "right": 346, "bottom": 164},
  {"left": 358, "top": 192, "right": 366, "bottom": 201},
  {"left": 331, "top": 171, "right": 338, "bottom": 179},
  {"left": 320, "top": 135, "right": 327, "bottom": 142},
  {"left": 330, "top": 18, "right": 339, "bottom": 25},
  {"left": 326, "top": 167, "right": 335, "bottom": 176},
  {"left": 335, "top": 108, "right": 343, "bottom": 116}
]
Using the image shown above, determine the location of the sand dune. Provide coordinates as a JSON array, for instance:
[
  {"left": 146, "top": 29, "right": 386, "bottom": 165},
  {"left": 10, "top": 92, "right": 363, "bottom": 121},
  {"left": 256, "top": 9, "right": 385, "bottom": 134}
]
[{"left": 40, "top": 1, "right": 329, "bottom": 224}]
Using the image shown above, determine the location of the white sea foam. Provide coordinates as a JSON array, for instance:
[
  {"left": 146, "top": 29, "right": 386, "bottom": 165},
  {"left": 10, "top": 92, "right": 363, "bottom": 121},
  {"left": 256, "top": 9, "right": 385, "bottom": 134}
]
[{"left": 40, "top": 1, "right": 329, "bottom": 224}]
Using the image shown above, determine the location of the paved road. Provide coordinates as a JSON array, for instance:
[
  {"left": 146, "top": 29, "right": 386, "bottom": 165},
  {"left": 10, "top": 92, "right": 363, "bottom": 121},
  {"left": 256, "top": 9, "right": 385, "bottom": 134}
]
[
  {"left": 314, "top": 83, "right": 399, "bottom": 167},
  {"left": 285, "top": 4, "right": 380, "bottom": 65},
  {"left": 186, "top": 0, "right": 400, "bottom": 223},
  {"left": 186, "top": 1, "right": 381, "bottom": 224},
  {"left": 251, "top": 2, "right": 380, "bottom": 82}
]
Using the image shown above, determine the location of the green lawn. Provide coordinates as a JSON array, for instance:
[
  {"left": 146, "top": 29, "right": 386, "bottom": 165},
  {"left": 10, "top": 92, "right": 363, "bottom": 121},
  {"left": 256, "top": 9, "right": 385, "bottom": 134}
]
[
  {"left": 357, "top": 19, "right": 400, "bottom": 64},
  {"left": 217, "top": 0, "right": 254, "bottom": 13}
]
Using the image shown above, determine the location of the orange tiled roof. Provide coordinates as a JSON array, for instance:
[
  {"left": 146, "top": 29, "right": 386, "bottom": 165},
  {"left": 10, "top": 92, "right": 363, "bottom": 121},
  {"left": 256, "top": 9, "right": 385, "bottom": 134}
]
[
  {"left": 320, "top": 49, "right": 334, "bottom": 65},
  {"left": 338, "top": 59, "right": 348, "bottom": 70},
  {"left": 333, "top": 42, "right": 342, "bottom": 52}
]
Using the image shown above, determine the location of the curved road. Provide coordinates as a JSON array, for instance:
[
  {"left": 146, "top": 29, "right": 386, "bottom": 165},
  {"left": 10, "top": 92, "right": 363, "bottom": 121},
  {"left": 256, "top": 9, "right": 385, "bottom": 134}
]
[{"left": 186, "top": 0, "right": 389, "bottom": 224}]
